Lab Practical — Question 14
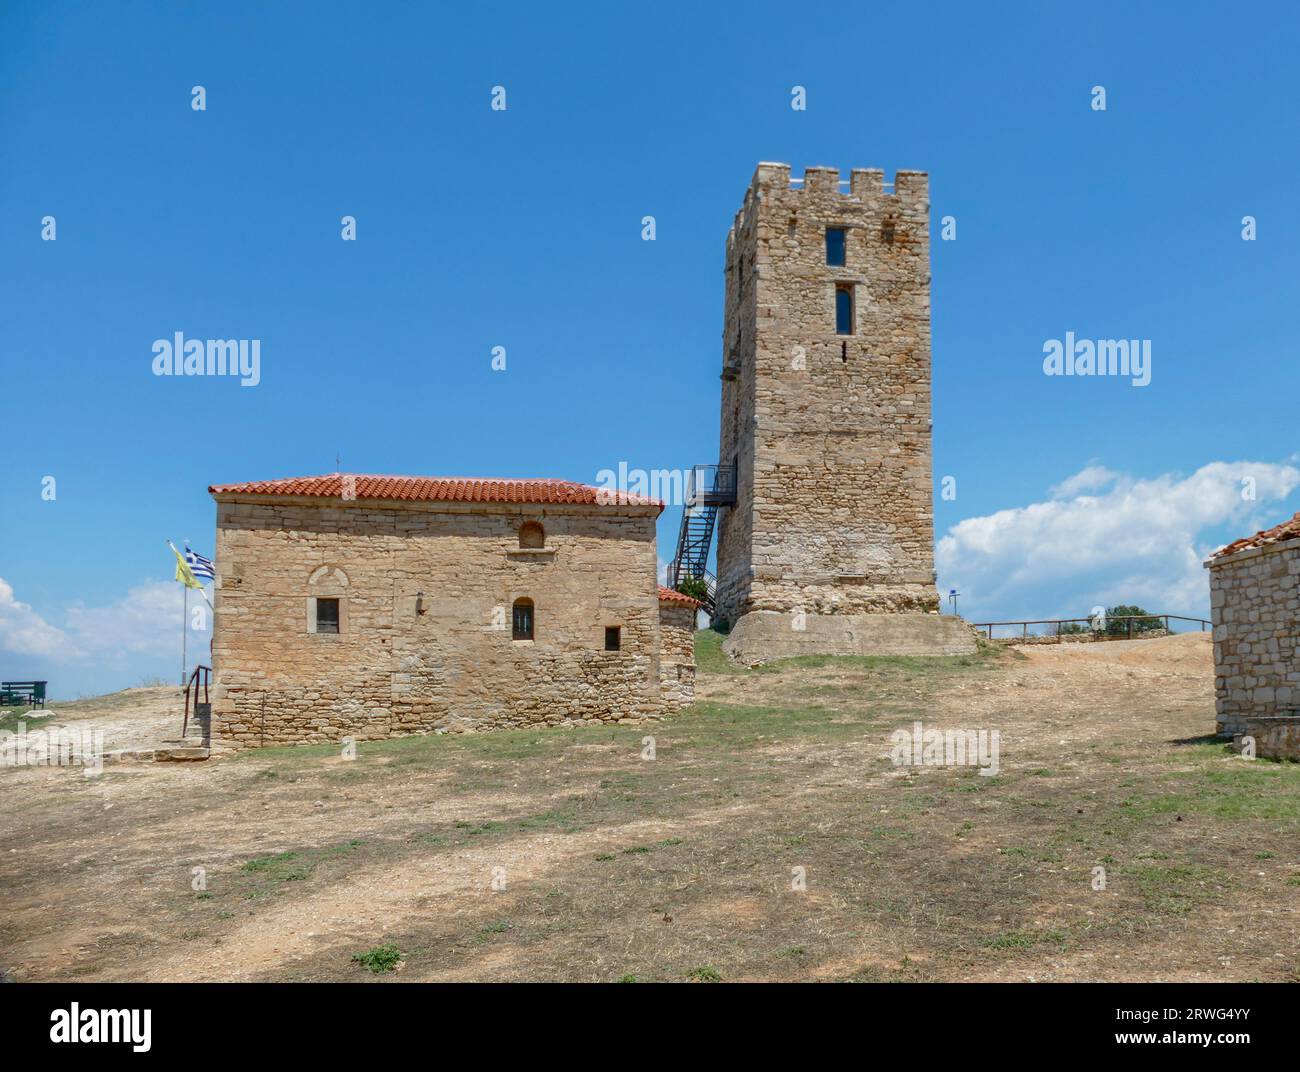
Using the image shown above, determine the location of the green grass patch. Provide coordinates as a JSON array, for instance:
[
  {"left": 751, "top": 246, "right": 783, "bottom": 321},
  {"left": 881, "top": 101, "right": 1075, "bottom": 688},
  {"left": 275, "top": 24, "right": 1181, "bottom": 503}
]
[
  {"left": 236, "top": 839, "right": 367, "bottom": 890},
  {"left": 474, "top": 920, "right": 511, "bottom": 943},
  {"left": 1128, "top": 761, "right": 1300, "bottom": 822},
  {"left": 0, "top": 709, "right": 52, "bottom": 733},
  {"left": 240, "top": 851, "right": 311, "bottom": 882},
  {"left": 1131, "top": 864, "right": 1226, "bottom": 915},
  {"left": 985, "top": 928, "right": 1068, "bottom": 950},
  {"left": 351, "top": 943, "right": 401, "bottom": 973}
]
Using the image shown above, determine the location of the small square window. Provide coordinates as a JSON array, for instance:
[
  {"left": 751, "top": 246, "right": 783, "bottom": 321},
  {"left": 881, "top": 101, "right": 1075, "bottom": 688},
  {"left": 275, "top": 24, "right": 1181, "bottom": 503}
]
[
  {"left": 825, "top": 227, "right": 846, "bottom": 266},
  {"left": 835, "top": 285, "right": 854, "bottom": 335},
  {"left": 315, "top": 597, "right": 340, "bottom": 634},
  {"left": 604, "top": 626, "right": 621, "bottom": 652}
]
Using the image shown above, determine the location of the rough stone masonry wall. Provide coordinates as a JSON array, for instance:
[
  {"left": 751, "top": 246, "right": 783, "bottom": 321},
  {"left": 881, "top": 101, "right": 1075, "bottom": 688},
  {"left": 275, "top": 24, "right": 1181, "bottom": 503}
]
[
  {"left": 211, "top": 496, "right": 664, "bottom": 746},
  {"left": 658, "top": 601, "right": 697, "bottom": 710},
  {"left": 714, "top": 163, "right": 938, "bottom": 626},
  {"left": 1208, "top": 537, "right": 1300, "bottom": 736}
]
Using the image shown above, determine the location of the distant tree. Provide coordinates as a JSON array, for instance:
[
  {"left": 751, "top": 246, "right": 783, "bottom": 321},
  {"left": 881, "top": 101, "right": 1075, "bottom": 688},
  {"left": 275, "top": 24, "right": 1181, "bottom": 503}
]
[
  {"left": 1057, "top": 621, "right": 1089, "bottom": 635},
  {"left": 1104, "top": 604, "right": 1164, "bottom": 637},
  {"left": 675, "top": 575, "right": 709, "bottom": 602}
]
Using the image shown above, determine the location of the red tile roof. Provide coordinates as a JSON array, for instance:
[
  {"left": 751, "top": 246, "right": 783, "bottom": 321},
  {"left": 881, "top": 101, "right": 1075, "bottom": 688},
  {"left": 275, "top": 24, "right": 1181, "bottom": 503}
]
[
  {"left": 658, "top": 585, "right": 702, "bottom": 607},
  {"left": 209, "top": 473, "right": 662, "bottom": 511},
  {"left": 1211, "top": 511, "right": 1300, "bottom": 560}
]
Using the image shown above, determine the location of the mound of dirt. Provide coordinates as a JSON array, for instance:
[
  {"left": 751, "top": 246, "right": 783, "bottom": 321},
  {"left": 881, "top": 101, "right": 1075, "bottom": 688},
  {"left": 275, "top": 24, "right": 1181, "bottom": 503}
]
[
  {"left": 7, "top": 686, "right": 183, "bottom": 753},
  {"left": 1020, "top": 631, "right": 1212, "bottom": 671}
]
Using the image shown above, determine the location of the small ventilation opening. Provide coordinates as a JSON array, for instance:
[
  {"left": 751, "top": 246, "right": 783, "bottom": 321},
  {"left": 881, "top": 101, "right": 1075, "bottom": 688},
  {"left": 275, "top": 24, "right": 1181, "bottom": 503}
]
[{"left": 604, "top": 626, "right": 621, "bottom": 652}]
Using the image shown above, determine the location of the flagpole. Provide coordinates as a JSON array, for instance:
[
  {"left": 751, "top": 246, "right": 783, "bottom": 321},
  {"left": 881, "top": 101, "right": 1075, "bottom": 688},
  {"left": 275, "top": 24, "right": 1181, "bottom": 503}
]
[
  {"left": 181, "top": 583, "right": 189, "bottom": 687},
  {"left": 168, "top": 539, "right": 213, "bottom": 693}
]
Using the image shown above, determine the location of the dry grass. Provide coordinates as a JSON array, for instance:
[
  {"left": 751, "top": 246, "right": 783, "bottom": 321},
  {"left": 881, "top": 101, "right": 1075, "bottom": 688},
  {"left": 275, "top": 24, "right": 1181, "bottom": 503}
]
[{"left": 1, "top": 631, "right": 1297, "bottom": 982}]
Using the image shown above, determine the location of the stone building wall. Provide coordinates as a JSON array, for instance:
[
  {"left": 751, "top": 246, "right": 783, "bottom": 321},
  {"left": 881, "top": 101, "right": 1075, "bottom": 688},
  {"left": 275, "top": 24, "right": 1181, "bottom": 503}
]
[
  {"left": 211, "top": 495, "right": 665, "bottom": 746},
  {"left": 1207, "top": 536, "right": 1300, "bottom": 736},
  {"left": 714, "top": 163, "right": 938, "bottom": 626},
  {"left": 657, "top": 593, "right": 699, "bottom": 710}
]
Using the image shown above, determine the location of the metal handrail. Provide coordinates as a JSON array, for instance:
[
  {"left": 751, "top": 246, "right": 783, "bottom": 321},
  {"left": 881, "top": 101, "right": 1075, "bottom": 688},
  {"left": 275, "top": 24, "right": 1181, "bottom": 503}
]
[
  {"left": 182, "top": 664, "right": 211, "bottom": 738},
  {"left": 685, "top": 464, "right": 737, "bottom": 506},
  {"left": 972, "top": 614, "right": 1211, "bottom": 641}
]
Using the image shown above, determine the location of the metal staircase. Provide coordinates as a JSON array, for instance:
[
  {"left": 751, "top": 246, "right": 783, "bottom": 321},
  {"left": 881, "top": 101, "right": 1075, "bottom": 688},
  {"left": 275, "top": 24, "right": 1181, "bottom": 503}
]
[{"left": 666, "top": 465, "right": 736, "bottom": 616}]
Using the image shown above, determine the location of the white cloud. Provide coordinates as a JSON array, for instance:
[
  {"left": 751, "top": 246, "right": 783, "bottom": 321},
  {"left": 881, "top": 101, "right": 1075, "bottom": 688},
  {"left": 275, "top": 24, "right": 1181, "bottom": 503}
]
[
  {"left": 66, "top": 580, "right": 208, "bottom": 662},
  {"left": 937, "top": 460, "right": 1300, "bottom": 619},
  {"left": 1049, "top": 464, "right": 1119, "bottom": 498},
  {"left": 0, "top": 577, "right": 67, "bottom": 656},
  {"left": 0, "top": 577, "right": 210, "bottom": 665}
]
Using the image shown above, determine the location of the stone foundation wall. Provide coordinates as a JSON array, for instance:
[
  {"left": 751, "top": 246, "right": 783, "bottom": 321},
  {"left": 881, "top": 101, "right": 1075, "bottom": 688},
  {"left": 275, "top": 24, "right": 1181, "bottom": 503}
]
[
  {"left": 211, "top": 496, "right": 664, "bottom": 746},
  {"left": 1238, "top": 716, "right": 1300, "bottom": 762},
  {"left": 658, "top": 600, "right": 697, "bottom": 710},
  {"left": 722, "top": 611, "right": 976, "bottom": 664},
  {"left": 1208, "top": 537, "right": 1300, "bottom": 736}
]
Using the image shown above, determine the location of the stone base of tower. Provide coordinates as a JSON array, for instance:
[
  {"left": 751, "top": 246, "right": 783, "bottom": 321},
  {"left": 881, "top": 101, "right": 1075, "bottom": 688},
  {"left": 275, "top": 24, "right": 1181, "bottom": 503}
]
[{"left": 721, "top": 611, "right": 978, "bottom": 664}]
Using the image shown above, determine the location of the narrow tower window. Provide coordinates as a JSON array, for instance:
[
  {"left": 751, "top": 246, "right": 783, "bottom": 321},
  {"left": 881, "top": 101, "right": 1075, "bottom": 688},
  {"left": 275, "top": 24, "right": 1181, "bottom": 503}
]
[
  {"left": 512, "top": 598, "right": 534, "bottom": 641},
  {"left": 835, "top": 285, "right": 854, "bottom": 335},
  {"left": 604, "top": 626, "right": 621, "bottom": 651},
  {"left": 825, "top": 227, "right": 846, "bottom": 266}
]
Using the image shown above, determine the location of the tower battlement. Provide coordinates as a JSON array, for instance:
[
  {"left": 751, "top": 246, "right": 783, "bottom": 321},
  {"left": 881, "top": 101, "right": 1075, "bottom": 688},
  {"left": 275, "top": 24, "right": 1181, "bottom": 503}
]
[{"left": 727, "top": 164, "right": 928, "bottom": 250}]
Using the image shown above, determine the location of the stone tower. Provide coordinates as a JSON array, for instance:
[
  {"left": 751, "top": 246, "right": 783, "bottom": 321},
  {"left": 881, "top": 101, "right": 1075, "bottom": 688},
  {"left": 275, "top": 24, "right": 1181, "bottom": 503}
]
[{"left": 711, "top": 163, "right": 972, "bottom": 659}]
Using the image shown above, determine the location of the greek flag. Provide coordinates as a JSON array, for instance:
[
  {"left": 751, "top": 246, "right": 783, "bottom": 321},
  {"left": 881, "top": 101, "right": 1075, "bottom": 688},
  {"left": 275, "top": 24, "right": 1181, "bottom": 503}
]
[{"left": 185, "top": 546, "right": 216, "bottom": 582}]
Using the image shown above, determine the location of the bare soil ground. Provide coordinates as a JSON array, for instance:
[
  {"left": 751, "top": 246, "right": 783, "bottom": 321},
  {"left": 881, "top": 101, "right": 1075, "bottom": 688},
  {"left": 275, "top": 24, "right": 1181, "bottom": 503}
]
[{"left": 2, "top": 631, "right": 1297, "bottom": 983}]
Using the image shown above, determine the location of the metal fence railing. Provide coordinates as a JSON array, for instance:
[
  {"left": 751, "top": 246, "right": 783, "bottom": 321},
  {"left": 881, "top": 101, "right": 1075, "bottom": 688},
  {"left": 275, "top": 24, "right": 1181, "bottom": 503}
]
[{"left": 972, "top": 614, "right": 1211, "bottom": 642}]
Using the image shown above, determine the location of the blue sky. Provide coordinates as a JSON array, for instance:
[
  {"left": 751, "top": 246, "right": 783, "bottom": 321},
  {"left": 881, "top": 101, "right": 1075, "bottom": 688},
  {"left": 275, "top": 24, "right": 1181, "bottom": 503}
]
[{"left": 2, "top": 1, "right": 1297, "bottom": 697}]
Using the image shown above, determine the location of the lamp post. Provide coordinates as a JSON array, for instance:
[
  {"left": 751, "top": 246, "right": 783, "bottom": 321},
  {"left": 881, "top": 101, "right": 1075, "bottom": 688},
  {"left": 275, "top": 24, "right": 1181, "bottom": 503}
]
[{"left": 948, "top": 588, "right": 959, "bottom": 616}]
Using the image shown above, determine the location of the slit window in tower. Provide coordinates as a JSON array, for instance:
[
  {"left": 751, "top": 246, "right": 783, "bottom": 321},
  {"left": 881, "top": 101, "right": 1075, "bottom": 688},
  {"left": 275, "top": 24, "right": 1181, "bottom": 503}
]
[
  {"left": 825, "top": 227, "right": 846, "bottom": 266},
  {"left": 835, "top": 285, "right": 854, "bottom": 335}
]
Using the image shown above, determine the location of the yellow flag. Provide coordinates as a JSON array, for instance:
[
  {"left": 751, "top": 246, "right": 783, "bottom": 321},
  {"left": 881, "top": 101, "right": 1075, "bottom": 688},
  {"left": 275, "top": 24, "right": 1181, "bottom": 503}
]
[{"left": 171, "top": 544, "right": 203, "bottom": 590}]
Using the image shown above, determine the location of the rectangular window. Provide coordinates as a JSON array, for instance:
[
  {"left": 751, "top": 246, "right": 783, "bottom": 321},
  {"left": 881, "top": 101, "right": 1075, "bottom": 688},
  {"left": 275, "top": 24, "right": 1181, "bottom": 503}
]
[
  {"left": 835, "top": 285, "right": 854, "bottom": 335},
  {"left": 825, "top": 227, "right": 846, "bottom": 266},
  {"left": 512, "top": 601, "right": 534, "bottom": 641},
  {"left": 315, "top": 597, "right": 340, "bottom": 634},
  {"left": 604, "top": 626, "right": 621, "bottom": 652}
]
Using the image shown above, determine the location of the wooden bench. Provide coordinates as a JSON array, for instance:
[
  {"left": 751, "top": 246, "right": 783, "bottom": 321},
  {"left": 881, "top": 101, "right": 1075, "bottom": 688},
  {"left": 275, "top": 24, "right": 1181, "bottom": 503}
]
[{"left": 0, "top": 681, "right": 47, "bottom": 708}]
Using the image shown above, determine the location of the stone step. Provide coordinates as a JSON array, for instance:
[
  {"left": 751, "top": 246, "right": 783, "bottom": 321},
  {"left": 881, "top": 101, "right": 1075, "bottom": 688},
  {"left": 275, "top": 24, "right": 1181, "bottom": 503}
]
[
  {"left": 103, "top": 748, "right": 157, "bottom": 764},
  {"left": 155, "top": 746, "right": 211, "bottom": 762}
]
